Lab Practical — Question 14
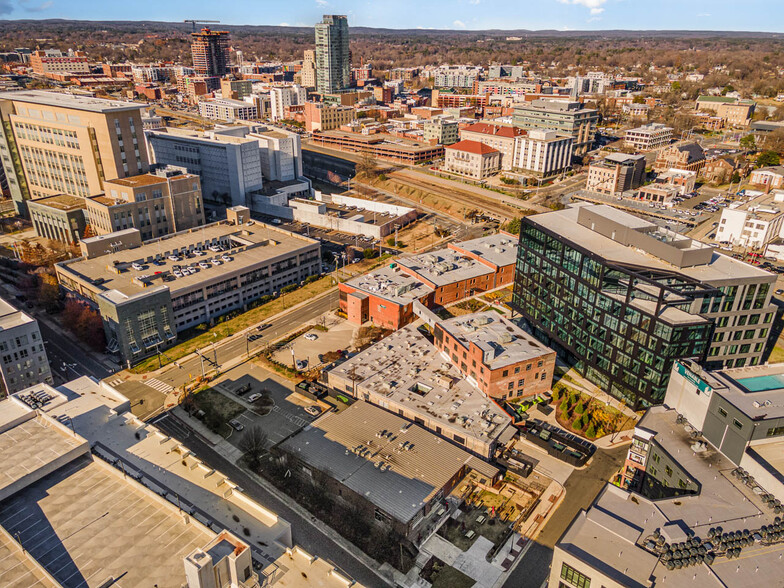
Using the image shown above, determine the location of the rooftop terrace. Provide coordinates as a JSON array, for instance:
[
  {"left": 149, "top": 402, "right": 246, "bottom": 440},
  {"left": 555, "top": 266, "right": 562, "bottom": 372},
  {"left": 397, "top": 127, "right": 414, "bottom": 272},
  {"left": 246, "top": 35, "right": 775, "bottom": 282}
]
[
  {"left": 397, "top": 248, "right": 494, "bottom": 287},
  {"left": 27, "top": 194, "right": 86, "bottom": 212},
  {"left": 345, "top": 265, "right": 433, "bottom": 304}
]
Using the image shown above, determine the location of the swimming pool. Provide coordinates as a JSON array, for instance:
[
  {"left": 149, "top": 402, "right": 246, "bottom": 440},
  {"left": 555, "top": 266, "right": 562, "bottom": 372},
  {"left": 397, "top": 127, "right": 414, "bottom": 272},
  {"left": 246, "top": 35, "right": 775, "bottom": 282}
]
[{"left": 735, "top": 373, "right": 784, "bottom": 392}]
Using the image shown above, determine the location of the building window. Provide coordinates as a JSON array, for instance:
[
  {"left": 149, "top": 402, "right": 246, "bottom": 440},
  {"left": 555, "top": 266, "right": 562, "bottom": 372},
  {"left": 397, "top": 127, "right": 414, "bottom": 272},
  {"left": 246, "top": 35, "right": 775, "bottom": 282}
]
[
  {"left": 502, "top": 369, "right": 509, "bottom": 377},
  {"left": 560, "top": 563, "right": 591, "bottom": 588},
  {"left": 766, "top": 426, "right": 784, "bottom": 437},
  {"left": 665, "top": 465, "right": 673, "bottom": 477},
  {"left": 718, "top": 407, "right": 727, "bottom": 418},
  {"left": 733, "top": 418, "right": 744, "bottom": 430}
]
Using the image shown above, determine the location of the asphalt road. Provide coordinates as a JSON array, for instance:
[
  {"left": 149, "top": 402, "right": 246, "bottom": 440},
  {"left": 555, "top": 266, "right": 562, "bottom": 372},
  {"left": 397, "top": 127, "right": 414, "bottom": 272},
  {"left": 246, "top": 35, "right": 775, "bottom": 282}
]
[
  {"left": 38, "top": 317, "right": 114, "bottom": 384},
  {"left": 153, "top": 413, "right": 392, "bottom": 588},
  {"left": 118, "top": 290, "right": 339, "bottom": 419},
  {"left": 503, "top": 444, "right": 628, "bottom": 588}
]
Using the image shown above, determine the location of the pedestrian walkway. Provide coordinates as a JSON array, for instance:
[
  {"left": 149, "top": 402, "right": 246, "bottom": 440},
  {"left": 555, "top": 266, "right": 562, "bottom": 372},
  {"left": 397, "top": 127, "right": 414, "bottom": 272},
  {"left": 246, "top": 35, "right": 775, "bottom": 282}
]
[{"left": 144, "top": 378, "right": 174, "bottom": 393}]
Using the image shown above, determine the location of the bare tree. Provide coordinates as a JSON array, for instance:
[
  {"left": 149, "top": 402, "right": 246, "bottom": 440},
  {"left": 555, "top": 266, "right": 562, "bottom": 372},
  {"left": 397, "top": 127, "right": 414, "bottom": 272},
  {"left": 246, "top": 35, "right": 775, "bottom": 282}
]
[{"left": 239, "top": 426, "right": 269, "bottom": 468}]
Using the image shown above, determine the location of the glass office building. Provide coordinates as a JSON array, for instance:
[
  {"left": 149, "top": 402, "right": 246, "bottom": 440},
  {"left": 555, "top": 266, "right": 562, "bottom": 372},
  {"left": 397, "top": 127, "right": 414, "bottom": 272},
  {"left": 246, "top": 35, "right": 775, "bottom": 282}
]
[{"left": 512, "top": 204, "right": 776, "bottom": 409}]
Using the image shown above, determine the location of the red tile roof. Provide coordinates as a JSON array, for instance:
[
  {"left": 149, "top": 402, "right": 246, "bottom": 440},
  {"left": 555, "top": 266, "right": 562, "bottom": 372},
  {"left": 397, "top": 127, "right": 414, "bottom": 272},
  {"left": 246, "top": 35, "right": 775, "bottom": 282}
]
[
  {"left": 462, "top": 122, "right": 525, "bottom": 139},
  {"left": 446, "top": 139, "right": 500, "bottom": 155}
]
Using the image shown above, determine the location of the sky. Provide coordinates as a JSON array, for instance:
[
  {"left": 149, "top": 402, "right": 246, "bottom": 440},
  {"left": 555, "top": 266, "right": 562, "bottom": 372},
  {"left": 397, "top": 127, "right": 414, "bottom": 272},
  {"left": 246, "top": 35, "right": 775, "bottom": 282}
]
[{"left": 0, "top": 0, "right": 781, "bottom": 32}]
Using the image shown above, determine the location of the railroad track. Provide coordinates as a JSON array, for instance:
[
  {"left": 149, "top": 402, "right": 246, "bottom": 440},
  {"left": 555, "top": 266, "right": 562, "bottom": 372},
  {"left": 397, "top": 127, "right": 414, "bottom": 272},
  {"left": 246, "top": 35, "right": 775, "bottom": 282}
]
[{"left": 386, "top": 171, "right": 531, "bottom": 222}]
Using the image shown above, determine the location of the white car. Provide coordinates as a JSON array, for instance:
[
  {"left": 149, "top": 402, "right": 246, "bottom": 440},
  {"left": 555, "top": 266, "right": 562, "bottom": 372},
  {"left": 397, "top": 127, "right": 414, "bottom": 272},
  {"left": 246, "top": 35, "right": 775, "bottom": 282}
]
[
  {"left": 131, "top": 262, "right": 143, "bottom": 270},
  {"left": 221, "top": 254, "right": 232, "bottom": 262},
  {"left": 209, "top": 245, "right": 221, "bottom": 252},
  {"left": 168, "top": 255, "right": 180, "bottom": 261},
  {"left": 173, "top": 271, "right": 183, "bottom": 278},
  {"left": 305, "top": 406, "right": 322, "bottom": 416},
  {"left": 194, "top": 250, "right": 205, "bottom": 256},
  {"left": 304, "top": 333, "right": 318, "bottom": 341},
  {"left": 211, "top": 258, "right": 222, "bottom": 265},
  {"left": 271, "top": 219, "right": 281, "bottom": 225},
  {"left": 199, "top": 261, "right": 210, "bottom": 269},
  {"left": 246, "top": 393, "right": 261, "bottom": 403}
]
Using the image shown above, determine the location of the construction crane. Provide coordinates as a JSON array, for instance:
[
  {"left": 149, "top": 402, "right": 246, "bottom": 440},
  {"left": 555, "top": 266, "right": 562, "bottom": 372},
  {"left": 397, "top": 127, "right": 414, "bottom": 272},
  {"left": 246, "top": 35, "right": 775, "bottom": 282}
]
[{"left": 184, "top": 19, "right": 221, "bottom": 33}]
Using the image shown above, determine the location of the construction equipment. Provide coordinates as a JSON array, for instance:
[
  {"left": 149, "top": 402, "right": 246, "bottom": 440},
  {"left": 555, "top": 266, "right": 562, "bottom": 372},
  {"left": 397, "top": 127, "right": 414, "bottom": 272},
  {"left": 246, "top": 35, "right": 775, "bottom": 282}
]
[{"left": 184, "top": 19, "right": 221, "bottom": 33}]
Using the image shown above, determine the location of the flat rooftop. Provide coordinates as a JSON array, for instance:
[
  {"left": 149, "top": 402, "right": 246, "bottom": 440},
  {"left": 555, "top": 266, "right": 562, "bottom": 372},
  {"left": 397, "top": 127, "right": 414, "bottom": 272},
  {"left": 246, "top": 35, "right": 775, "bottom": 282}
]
[
  {"left": 438, "top": 312, "right": 554, "bottom": 370},
  {"left": 330, "top": 325, "right": 513, "bottom": 446},
  {"left": 451, "top": 233, "right": 518, "bottom": 268},
  {"left": 0, "top": 90, "right": 145, "bottom": 113},
  {"left": 106, "top": 171, "right": 196, "bottom": 189},
  {"left": 723, "top": 191, "right": 784, "bottom": 222},
  {"left": 397, "top": 248, "right": 494, "bottom": 287},
  {"left": 559, "top": 406, "right": 784, "bottom": 588},
  {"left": 0, "top": 298, "right": 33, "bottom": 331},
  {"left": 148, "top": 127, "right": 259, "bottom": 146},
  {"left": 27, "top": 194, "right": 86, "bottom": 212},
  {"left": 281, "top": 401, "right": 492, "bottom": 525},
  {"left": 705, "top": 363, "right": 784, "bottom": 421},
  {"left": 0, "top": 456, "right": 214, "bottom": 588},
  {"left": 0, "top": 528, "right": 59, "bottom": 588},
  {"left": 0, "top": 403, "right": 87, "bottom": 498},
  {"left": 315, "top": 130, "right": 442, "bottom": 152},
  {"left": 345, "top": 265, "right": 433, "bottom": 305},
  {"left": 58, "top": 221, "right": 318, "bottom": 298},
  {"left": 529, "top": 204, "right": 773, "bottom": 284}
]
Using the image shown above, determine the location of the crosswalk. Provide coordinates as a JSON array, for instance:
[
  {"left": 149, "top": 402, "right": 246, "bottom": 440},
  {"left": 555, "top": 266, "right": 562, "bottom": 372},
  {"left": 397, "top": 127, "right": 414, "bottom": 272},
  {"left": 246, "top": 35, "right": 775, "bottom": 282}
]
[
  {"left": 144, "top": 378, "right": 174, "bottom": 393},
  {"left": 108, "top": 378, "right": 123, "bottom": 387}
]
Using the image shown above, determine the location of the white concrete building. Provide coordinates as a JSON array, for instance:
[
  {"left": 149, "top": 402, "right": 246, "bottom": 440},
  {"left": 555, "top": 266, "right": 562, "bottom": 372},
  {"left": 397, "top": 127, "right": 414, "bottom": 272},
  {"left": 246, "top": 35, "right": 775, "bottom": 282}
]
[
  {"left": 198, "top": 99, "right": 258, "bottom": 122},
  {"left": 716, "top": 190, "right": 784, "bottom": 249},
  {"left": 0, "top": 298, "right": 52, "bottom": 394},
  {"left": 624, "top": 122, "right": 673, "bottom": 151},
  {"left": 249, "top": 125, "right": 303, "bottom": 182},
  {"left": 444, "top": 139, "right": 501, "bottom": 180},
  {"left": 269, "top": 85, "right": 307, "bottom": 122},
  {"left": 513, "top": 129, "right": 573, "bottom": 177}
]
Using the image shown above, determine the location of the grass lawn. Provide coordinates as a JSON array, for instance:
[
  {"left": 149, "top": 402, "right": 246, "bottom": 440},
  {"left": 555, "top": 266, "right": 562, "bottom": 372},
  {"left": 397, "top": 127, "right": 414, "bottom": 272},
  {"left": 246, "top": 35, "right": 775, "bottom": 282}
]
[
  {"left": 131, "top": 276, "right": 336, "bottom": 373},
  {"left": 768, "top": 344, "right": 784, "bottom": 364},
  {"left": 191, "top": 387, "right": 246, "bottom": 437}
]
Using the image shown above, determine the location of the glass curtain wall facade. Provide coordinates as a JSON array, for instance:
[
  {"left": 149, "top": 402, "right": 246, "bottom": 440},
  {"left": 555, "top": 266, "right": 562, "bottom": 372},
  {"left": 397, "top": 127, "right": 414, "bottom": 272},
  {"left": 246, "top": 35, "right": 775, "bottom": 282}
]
[{"left": 512, "top": 220, "right": 717, "bottom": 409}]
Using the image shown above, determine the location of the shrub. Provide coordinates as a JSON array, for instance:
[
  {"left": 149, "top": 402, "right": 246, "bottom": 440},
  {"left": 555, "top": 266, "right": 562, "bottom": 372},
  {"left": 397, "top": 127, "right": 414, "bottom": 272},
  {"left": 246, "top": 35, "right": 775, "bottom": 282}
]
[
  {"left": 559, "top": 398, "right": 569, "bottom": 413},
  {"left": 573, "top": 415, "right": 585, "bottom": 430},
  {"left": 586, "top": 423, "right": 597, "bottom": 438},
  {"left": 574, "top": 402, "right": 585, "bottom": 414}
]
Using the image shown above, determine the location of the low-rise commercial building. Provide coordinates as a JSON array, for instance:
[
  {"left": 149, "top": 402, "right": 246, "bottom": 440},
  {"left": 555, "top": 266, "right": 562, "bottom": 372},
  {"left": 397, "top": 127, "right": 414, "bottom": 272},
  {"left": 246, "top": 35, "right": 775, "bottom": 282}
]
[
  {"left": 27, "top": 194, "right": 87, "bottom": 244},
  {"left": 749, "top": 165, "right": 784, "bottom": 190},
  {"left": 85, "top": 166, "right": 205, "bottom": 241},
  {"left": 340, "top": 234, "right": 517, "bottom": 328},
  {"left": 30, "top": 50, "right": 89, "bottom": 76},
  {"left": 624, "top": 123, "right": 673, "bottom": 151},
  {"left": 219, "top": 78, "right": 253, "bottom": 101},
  {"left": 443, "top": 139, "right": 500, "bottom": 179},
  {"left": 0, "top": 298, "right": 52, "bottom": 394},
  {"left": 716, "top": 190, "right": 784, "bottom": 249},
  {"left": 586, "top": 153, "right": 646, "bottom": 195},
  {"left": 55, "top": 209, "right": 320, "bottom": 365},
  {"left": 512, "top": 203, "right": 777, "bottom": 409},
  {"left": 327, "top": 325, "right": 517, "bottom": 459},
  {"left": 279, "top": 401, "right": 499, "bottom": 536},
  {"left": 512, "top": 129, "right": 573, "bottom": 177},
  {"left": 434, "top": 312, "right": 556, "bottom": 400}
]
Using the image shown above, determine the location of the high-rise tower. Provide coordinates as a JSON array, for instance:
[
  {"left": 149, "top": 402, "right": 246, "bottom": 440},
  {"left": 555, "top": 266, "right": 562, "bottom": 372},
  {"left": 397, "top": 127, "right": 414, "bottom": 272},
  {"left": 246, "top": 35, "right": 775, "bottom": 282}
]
[
  {"left": 315, "top": 15, "right": 349, "bottom": 94},
  {"left": 190, "top": 27, "right": 231, "bottom": 77}
]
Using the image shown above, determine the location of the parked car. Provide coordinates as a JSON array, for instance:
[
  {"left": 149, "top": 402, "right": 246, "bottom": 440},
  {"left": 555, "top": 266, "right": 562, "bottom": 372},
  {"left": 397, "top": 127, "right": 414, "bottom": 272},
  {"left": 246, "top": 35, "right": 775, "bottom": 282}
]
[
  {"left": 257, "top": 323, "right": 272, "bottom": 332},
  {"left": 295, "top": 359, "right": 308, "bottom": 370},
  {"left": 246, "top": 393, "right": 261, "bottom": 403},
  {"left": 304, "top": 333, "right": 318, "bottom": 341},
  {"left": 228, "top": 419, "right": 244, "bottom": 431},
  {"left": 305, "top": 406, "right": 322, "bottom": 417}
]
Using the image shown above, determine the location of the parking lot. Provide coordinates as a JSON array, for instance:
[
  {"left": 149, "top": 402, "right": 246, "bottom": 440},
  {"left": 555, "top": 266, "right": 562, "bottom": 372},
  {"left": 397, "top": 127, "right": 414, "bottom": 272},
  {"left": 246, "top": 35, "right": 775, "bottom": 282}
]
[
  {"left": 209, "top": 363, "right": 328, "bottom": 449},
  {"left": 271, "top": 317, "right": 356, "bottom": 372}
]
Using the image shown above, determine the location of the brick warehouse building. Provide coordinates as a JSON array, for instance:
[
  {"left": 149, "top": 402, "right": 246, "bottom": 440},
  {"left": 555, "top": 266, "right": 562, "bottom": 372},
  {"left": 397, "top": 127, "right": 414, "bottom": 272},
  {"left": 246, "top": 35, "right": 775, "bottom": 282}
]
[{"left": 339, "top": 233, "right": 517, "bottom": 328}]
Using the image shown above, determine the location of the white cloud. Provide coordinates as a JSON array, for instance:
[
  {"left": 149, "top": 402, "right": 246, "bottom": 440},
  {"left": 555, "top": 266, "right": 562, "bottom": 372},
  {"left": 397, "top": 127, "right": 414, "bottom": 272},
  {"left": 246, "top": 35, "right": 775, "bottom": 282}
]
[
  {"left": 468, "top": 0, "right": 481, "bottom": 4},
  {"left": 453, "top": 19, "right": 467, "bottom": 29},
  {"left": 587, "top": 16, "right": 602, "bottom": 22},
  {"left": 697, "top": 12, "right": 711, "bottom": 17},
  {"left": 278, "top": 22, "right": 291, "bottom": 26},
  {"left": 557, "top": 0, "right": 607, "bottom": 15},
  {"left": 315, "top": 0, "right": 328, "bottom": 5}
]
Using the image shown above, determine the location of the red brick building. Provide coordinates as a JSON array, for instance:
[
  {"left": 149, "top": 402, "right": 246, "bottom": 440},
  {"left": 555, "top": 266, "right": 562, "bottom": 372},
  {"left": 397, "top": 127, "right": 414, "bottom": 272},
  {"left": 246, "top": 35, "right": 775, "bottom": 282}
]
[
  {"left": 434, "top": 312, "right": 556, "bottom": 400},
  {"left": 340, "top": 234, "right": 518, "bottom": 328}
]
